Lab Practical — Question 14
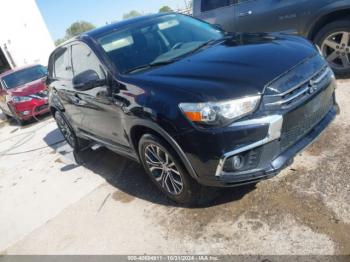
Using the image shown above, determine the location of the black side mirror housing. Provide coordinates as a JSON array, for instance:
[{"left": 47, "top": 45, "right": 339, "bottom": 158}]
[{"left": 73, "top": 70, "right": 105, "bottom": 91}]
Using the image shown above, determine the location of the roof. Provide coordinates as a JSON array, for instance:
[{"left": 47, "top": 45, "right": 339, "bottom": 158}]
[
  {"left": 0, "top": 64, "right": 42, "bottom": 78},
  {"left": 85, "top": 13, "right": 169, "bottom": 38},
  {"left": 58, "top": 13, "right": 173, "bottom": 47}
]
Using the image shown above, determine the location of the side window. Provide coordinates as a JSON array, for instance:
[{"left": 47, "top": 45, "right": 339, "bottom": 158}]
[
  {"left": 53, "top": 47, "right": 73, "bottom": 80},
  {"left": 71, "top": 43, "right": 104, "bottom": 79},
  {"left": 201, "top": 0, "right": 233, "bottom": 12}
]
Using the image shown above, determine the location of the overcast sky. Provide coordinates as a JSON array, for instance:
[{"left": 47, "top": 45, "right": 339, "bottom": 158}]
[{"left": 36, "top": 0, "right": 189, "bottom": 40}]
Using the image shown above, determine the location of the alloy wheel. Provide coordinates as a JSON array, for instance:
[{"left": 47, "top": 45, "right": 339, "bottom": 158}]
[
  {"left": 321, "top": 31, "right": 350, "bottom": 70},
  {"left": 144, "top": 144, "right": 184, "bottom": 195},
  {"left": 55, "top": 114, "right": 76, "bottom": 147}
]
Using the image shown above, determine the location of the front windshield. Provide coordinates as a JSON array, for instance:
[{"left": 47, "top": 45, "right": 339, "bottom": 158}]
[
  {"left": 97, "top": 14, "right": 225, "bottom": 74},
  {"left": 2, "top": 65, "right": 47, "bottom": 89}
]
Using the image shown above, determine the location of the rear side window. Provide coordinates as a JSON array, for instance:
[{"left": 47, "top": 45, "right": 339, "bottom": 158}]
[
  {"left": 71, "top": 43, "right": 104, "bottom": 79},
  {"left": 53, "top": 47, "right": 73, "bottom": 80},
  {"left": 201, "top": 0, "right": 232, "bottom": 12}
]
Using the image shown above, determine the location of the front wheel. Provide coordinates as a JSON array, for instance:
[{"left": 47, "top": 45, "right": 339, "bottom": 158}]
[
  {"left": 315, "top": 20, "right": 350, "bottom": 76},
  {"left": 139, "top": 134, "right": 200, "bottom": 205},
  {"left": 54, "top": 111, "right": 89, "bottom": 150},
  {"left": 8, "top": 105, "right": 25, "bottom": 126},
  {"left": 0, "top": 107, "right": 9, "bottom": 121}
]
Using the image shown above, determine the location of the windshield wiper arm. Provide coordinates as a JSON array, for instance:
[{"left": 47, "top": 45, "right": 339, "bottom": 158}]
[
  {"left": 182, "top": 36, "right": 232, "bottom": 57},
  {"left": 124, "top": 60, "right": 177, "bottom": 74}
]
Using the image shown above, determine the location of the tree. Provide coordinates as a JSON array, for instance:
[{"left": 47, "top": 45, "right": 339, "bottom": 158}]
[
  {"left": 123, "top": 10, "right": 142, "bottom": 20},
  {"left": 65, "top": 21, "right": 96, "bottom": 39},
  {"left": 159, "top": 6, "right": 173, "bottom": 13},
  {"left": 55, "top": 38, "right": 66, "bottom": 46},
  {"left": 183, "top": 0, "right": 193, "bottom": 13}
]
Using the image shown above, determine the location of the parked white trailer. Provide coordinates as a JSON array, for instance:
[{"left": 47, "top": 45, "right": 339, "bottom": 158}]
[{"left": 0, "top": 0, "right": 54, "bottom": 73}]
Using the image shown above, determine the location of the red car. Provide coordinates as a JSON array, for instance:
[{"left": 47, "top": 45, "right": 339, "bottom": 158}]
[{"left": 0, "top": 64, "right": 50, "bottom": 125}]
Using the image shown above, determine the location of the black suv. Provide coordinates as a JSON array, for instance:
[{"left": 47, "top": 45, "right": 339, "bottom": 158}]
[
  {"left": 48, "top": 13, "right": 337, "bottom": 204},
  {"left": 193, "top": 0, "right": 350, "bottom": 76}
]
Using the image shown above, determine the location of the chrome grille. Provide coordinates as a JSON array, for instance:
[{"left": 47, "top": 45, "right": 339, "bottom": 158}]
[
  {"left": 35, "top": 104, "right": 49, "bottom": 112},
  {"left": 31, "top": 90, "right": 48, "bottom": 99},
  {"left": 280, "top": 84, "right": 334, "bottom": 152},
  {"left": 263, "top": 66, "right": 333, "bottom": 110}
]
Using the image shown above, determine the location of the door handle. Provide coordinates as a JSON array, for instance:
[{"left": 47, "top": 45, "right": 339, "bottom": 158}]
[
  {"left": 239, "top": 10, "right": 253, "bottom": 17},
  {"left": 72, "top": 94, "right": 87, "bottom": 106}
]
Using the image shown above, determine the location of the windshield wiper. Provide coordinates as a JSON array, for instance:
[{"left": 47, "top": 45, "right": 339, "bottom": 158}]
[
  {"left": 125, "top": 60, "right": 177, "bottom": 74},
  {"left": 186, "top": 36, "right": 233, "bottom": 56},
  {"left": 125, "top": 36, "right": 232, "bottom": 74}
]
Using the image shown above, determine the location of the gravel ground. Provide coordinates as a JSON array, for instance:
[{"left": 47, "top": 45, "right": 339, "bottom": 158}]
[{"left": 0, "top": 79, "right": 349, "bottom": 255}]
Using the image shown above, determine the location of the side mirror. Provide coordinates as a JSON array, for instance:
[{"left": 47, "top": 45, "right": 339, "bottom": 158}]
[{"left": 73, "top": 70, "right": 105, "bottom": 91}]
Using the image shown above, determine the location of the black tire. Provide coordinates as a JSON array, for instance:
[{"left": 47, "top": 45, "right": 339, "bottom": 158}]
[
  {"left": 54, "top": 111, "right": 89, "bottom": 150},
  {"left": 314, "top": 20, "right": 350, "bottom": 76},
  {"left": 8, "top": 105, "right": 25, "bottom": 126},
  {"left": 138, "top": 134, "right": 200, "bottom": 205},
  {"left": 0, "top": 108, "right": 9, "bottom": 121},
  {"left": 3, "top": 113, "right": 11, "bottom": 120}
]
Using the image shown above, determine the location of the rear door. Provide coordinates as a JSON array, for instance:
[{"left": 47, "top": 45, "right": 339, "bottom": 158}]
[
  {"left": 195, "top": 0, "right": 237, "bottom": 32},
  {"left": 234, "top": 0, "right": 302, "bottom": 34}
]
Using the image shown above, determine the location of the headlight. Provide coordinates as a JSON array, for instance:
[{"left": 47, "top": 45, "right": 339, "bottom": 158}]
[
  {"left": 179, "top": 96, "right": 261, "bottom": 127},
  {"left": 12, "top": 96, "right": 33, "bottom": 103}
]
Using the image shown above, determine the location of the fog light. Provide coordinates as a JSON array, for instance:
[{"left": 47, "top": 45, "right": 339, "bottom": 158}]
[
  {"left": 21, "top": 111, "right": 30, "bottom": 116},
  {"left": 232, "top": 155, "right": 245, "bottom": 170}
]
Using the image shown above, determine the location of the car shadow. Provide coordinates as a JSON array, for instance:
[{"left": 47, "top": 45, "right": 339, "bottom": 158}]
[
  {"left": 336, "top": 74, "right": 350, "bottom": 80},
  {"left": 43, "top": 128, "right": 257, "bottom": 208}
]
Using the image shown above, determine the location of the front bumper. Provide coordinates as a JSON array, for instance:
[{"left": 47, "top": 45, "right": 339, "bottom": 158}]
[
  {"left": 176, "top": 69, "right": 337, "bottom": 187},
  {"left": 210, "top": 104, "right": 337, "bottom": 187},
  {"left": 11, "top": 98, "right": 50, "bottom": 120}
]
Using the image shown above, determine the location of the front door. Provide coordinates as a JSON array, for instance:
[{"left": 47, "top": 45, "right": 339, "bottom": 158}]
[
  {"left": 196, "top": 0, "right": 237, "bottom": 32},
  {"left": 50, "top": 46, "right": 82, "bottom": 128},
  {"left": 70, "top": 42, "right": 128, "bottom": 147},
  {"left": 234, "top": 0, "right": 301, "bottom": 34}
]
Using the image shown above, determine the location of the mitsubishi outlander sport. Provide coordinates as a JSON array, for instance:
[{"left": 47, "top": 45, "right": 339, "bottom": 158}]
[{"left": 47, "top": 14, "right": 338, "bottom": 204}]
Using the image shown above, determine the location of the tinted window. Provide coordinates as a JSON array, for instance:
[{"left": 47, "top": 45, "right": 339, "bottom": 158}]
[
  {"left": 54, "top": 47, "right": 73, "bottom": 80},
  {"left": 201, "top": 0, "right": 231, "bottom": 12},
  {"left": 2, "top": 65, "right": 47, "bottom": 89},
  {"left": 71, "top": 43, "right": 104, "bottom": 79},
  {"left": 98, "top": 14, "right": 224, "bottom": 74}
]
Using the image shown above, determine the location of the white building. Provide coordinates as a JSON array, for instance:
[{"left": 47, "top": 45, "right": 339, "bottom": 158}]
[{"left": 0, "top": 0, "right": 54, "bottom": 73}]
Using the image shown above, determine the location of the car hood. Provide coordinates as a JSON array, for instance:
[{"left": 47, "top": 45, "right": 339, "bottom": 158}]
[
  {"left": 8, "top": 78, "right": 47, "bottom": 96},
  {"left": 135, "top": 33, "right": 320, "bottom": 101}
]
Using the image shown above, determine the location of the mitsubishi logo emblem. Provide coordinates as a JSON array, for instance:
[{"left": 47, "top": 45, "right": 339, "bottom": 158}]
[{"left": 308, "top": 80, "right": 317, "bottom": 94}]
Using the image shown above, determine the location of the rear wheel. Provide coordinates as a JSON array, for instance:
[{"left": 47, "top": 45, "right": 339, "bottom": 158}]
[
  {"left": 54, "top": 111, "right": 89, "bottom": 150},
  {"left": 139, "top": 134, "right": 200, "bottom": 205},
  {"left": 315, "top": 20, "right": 350, "bottom": 76}
]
